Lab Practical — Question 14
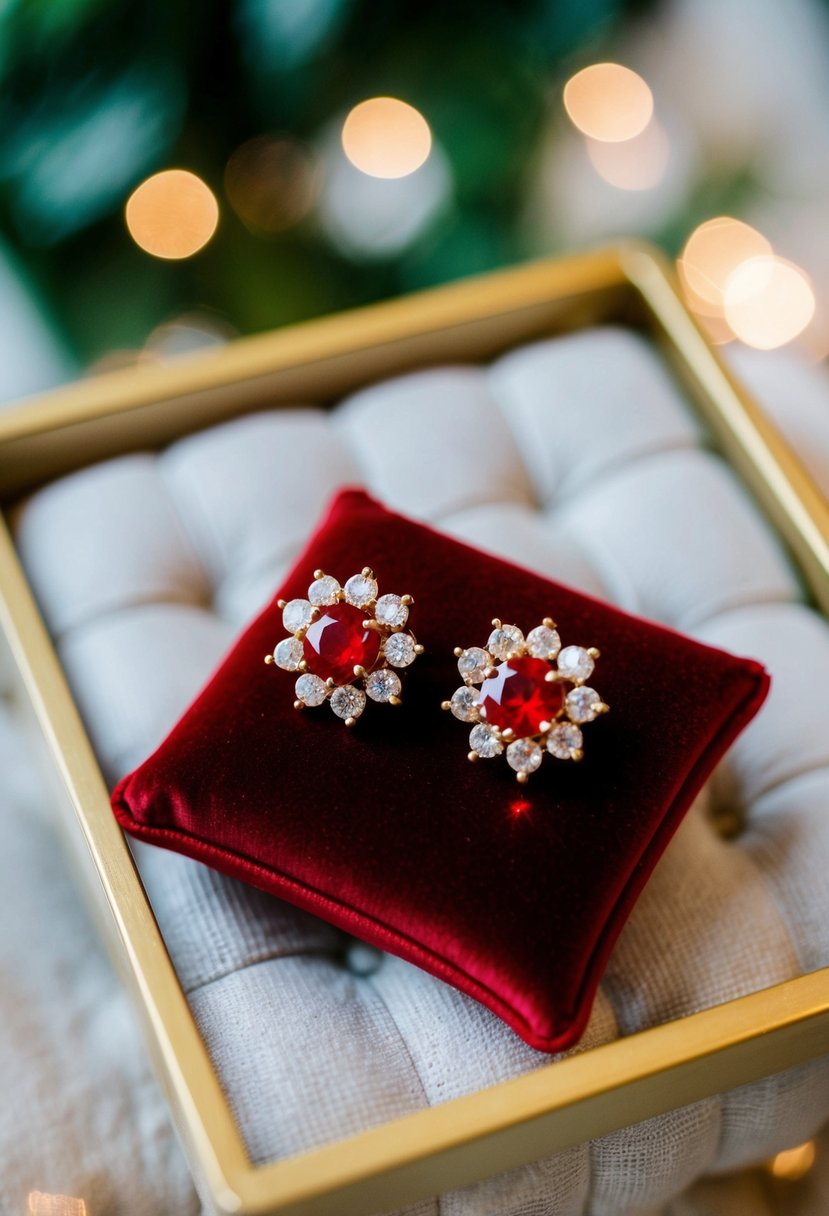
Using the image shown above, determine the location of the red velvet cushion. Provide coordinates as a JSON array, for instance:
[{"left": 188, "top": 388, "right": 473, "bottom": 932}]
[{"left": 112, "top": 489, "right": 769, "bottom": 1052}]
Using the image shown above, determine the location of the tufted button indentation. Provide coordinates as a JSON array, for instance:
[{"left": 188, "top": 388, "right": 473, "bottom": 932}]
[
  {"left": 161, "top": 409, "right": 361, "bottom": 615},
  {"left": 336, "top": 366, "right": 535, "bottom": 520},
  {"left": 13, "top": 454, "right": 211, "bottom": 638},
  {"left": 548, "top": 448, "right": 799, "bottom": 627},
  {"left": 489, "top": 327, "right": 701, "bottom": 507}
]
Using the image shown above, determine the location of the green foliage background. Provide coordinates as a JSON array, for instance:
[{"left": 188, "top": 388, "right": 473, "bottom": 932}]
[{"left": 0, "top": 0, "right": 654, "bottom": 363}]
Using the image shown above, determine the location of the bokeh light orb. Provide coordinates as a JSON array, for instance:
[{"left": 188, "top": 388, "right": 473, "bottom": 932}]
[
  {"left": 563, "top": 64, "right": 653, "bottom": 143},
  {"left": 125, "top": 169, "right": 219, "bottom": 260},
  {"left": 724, "top": 255, "right": 816, "bottom": 349},
  {"left": 678, "top": 217, "right": 772, "bottom": 314},
  {"left": 341, "top": 97, "right": 432, "bottom": 179},
  {"left": 224, "top": 136, "right": 318, "bottom": 233}
]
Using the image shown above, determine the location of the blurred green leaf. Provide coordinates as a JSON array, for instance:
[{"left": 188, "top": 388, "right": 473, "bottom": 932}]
[
  {"left": 2, "top": 65, "right": 186, "bottom": 243},
  {"left": 0, "top": 0, "right": 666, "bottom": 367},
  {"left": 11, "top": 0, "right": 113, "bottom": 46},
  {"left": 236, "top": 0, "right": 354, "bottom": 72}
]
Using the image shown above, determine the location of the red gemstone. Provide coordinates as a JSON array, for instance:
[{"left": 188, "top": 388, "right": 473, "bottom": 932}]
[
  {"left": 303, "top": 603, "right": 380, "bottom": 684},
  {"left": 478, "top": 657, "right": 563, "bottom": 739}
]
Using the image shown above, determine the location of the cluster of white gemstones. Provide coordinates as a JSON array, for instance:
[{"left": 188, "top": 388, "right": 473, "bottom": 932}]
[
  {"left": 265, "top": 568, "right": 423, "bottom": 725},
  {"left": 443, "top": 617, "right": 609, "bottom": 783}
]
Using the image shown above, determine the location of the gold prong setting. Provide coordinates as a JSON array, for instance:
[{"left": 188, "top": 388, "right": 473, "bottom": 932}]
[
  {"left": 449, "top": 619, "right": 608, "bottom": 782},
  {"left": 265, "top": 568, "right": 421, "bottom": 723}
]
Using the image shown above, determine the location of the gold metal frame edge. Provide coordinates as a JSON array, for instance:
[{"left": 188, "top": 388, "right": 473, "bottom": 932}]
[{"left": 0, "top": 241, "right": 827, "bottom": 1216}]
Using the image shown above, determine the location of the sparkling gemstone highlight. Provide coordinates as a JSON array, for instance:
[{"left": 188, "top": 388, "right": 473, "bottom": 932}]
[
  {"left": 383, "top": 632, "right": 417, "bottom": 667},
  {"left": 547, "top": 722, "right": 583, "bottom": 759},
  {"left": 506, "top": 738, "right": 543, "bottom": 775},
  {"left": 274, "top": 636, "right": 304, "bottom": 671},
  {"left": 344, "top": 572, "right": 378, "bottom": 608},
  {"left": 487, "top": 624, "right": 525, "bottom": 660},
  {"left": 375, "top": 593, "right": 408, "bottom": 627},
  {"left": 469, "top": 723, "right": 503, "bottom": 758},
  {"left": 557, "top": 645, "right": 594, "bottom": 682},
  {"left": 565, "top": 686, "right": 602, "bottom": 723},
  {"left": 449, "top": 686, "right": 480, "bottom": 722},
  {"left": 526, "top": 624, "right": 561, "bottom": 660},
  {"left": 303, "top": 603, "right": 380, "bottom": 683},
  {"left": 478, "top": 657, "right": 564, "bottom": 739},
  {"left": 308, "top": 574, "right": 341, "bottom": 605},
  {"left": 282, "top": 598, "right": 314, "bottom": 633},
  {"left": 457, "top": 646, "right": 490, "bottom": 682},
  {"left": 366, "top": 668, "right": 402, "bottom": 702},
  {"left": 330, "top": 685, "right": 367, "bottom": 720},
  {"left": 295, "top": 673, "right": 328, "bottom": 706}
]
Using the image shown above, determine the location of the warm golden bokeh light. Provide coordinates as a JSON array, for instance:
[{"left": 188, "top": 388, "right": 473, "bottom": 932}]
[
  {"left": 341, "top": 97, "right": 432, "bottom": 179},
  {"left": 585, "top": 118, "right": 669, "bottom": 190},
  {"left": 28, "top": 1194, "right": 87, "bottom": 1216},
  {"left": 770, "top": 1139, "right": 817, "bottom": 1180},
  {"left": 678, "top": 217, "right": 772, "bottom": 315},
  {"left": 724, "top": 255, "right": 816, "bottom": 349},
  {"left": 224, "top": 136, "right": 318, "bottom": 233},
  {"left": 125, "top": 169, "right": 219, "bottom": 260},
  {"left": 563, "top": 63, "right": 653, "bottom": 143}
]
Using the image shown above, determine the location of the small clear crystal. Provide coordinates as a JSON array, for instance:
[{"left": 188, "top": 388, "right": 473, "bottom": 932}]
[
  {"left": 450, "top": 686, "right": 479, "bottom": 722},
  {"left": 383, "top": 633, "right": 417, "bottom": 667},
  {"left": 457, "top": 646, "right": 490, "bottom": 683},
  {"left": 526, "top": 625, "right": 561, "bottom": 660},
  {"left": 469, "top": 723, "right": 503, "bottom": 758},
  {"left": 365, "top": 668, "right": 402, "bottom": 702},
  {"left": 547, "top": 722, "right": 583, "bottom": 759},
  {"left": 330, "top": 685, "right": 367, "bottom": 720},
  {"left": 506, "top": 738, "right": 543, "bottom": 774},
  {"left": 295, "top": 673, "right": 328, "bottom": 706},
  {"left": 308, "top": 574, "right": 341, "bottom": 605},
  {"left": 282, "top": 598, "right": 314, "bottom": 633},
  {"left": 375, "top": 593, "right": 409, "bottom": 628},
  {"left": 565, "top": 686, "right": 602, "bottom": 723},
  {"left": 344, "top": 572, "right": 378, "bottom": 608},
  {"left": 487, "top": 624, "right": 524, "bottom": 660},
  {"left": 274, "top": 636, "right": 304, "bottom": 671},
  {"left": 557, "top": 645, "right": 594, "bottom": 683}
]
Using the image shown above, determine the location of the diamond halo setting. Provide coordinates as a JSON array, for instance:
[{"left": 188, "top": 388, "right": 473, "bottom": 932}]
[
  {"left": 265, "top": 567, "right": 423, "bottom": 725},
  {"left": 443, "top": 616, "right": 608, "bottom": 783}
]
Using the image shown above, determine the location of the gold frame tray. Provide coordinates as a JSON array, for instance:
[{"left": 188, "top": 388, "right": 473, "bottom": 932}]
[{"left": 0, "top": 242, "right": 827, "bottom": 1215}]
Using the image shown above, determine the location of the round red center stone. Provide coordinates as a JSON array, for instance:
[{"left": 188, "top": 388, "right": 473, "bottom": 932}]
[
  {"left": 303, "top": 603, "right": 380, "bottom": 684},
  {"left": 478, "top": 657, "right": 564, "bottom": 739}
]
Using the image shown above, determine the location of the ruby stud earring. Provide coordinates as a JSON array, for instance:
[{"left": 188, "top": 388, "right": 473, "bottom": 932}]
[
  {"left": 265, "top": 568, "right": 423, "bottom": 725},
  {"left": 443, "top": 618, "right": 608, "bottom": 782}
]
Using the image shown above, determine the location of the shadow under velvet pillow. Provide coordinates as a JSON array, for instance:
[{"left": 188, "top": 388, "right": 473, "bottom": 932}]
[{"left": 112, "top": 489, "right": 769, "bottom": 1052}]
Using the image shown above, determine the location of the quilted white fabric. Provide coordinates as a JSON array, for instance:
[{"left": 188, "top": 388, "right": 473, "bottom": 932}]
[
  {"left": 10, "top": 327, "right": 829, "bottom": 1215},
  {"left": 0, "top": 678, "right": 200, "bottom": 1214}
]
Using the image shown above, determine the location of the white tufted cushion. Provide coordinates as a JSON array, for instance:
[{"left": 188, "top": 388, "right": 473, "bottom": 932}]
[
  {"left": 0, "top": 684, "right": 199, "bottom": 1215},
  {"left": 13, "top": 327, "right": 829, "bottom": 1213}
]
